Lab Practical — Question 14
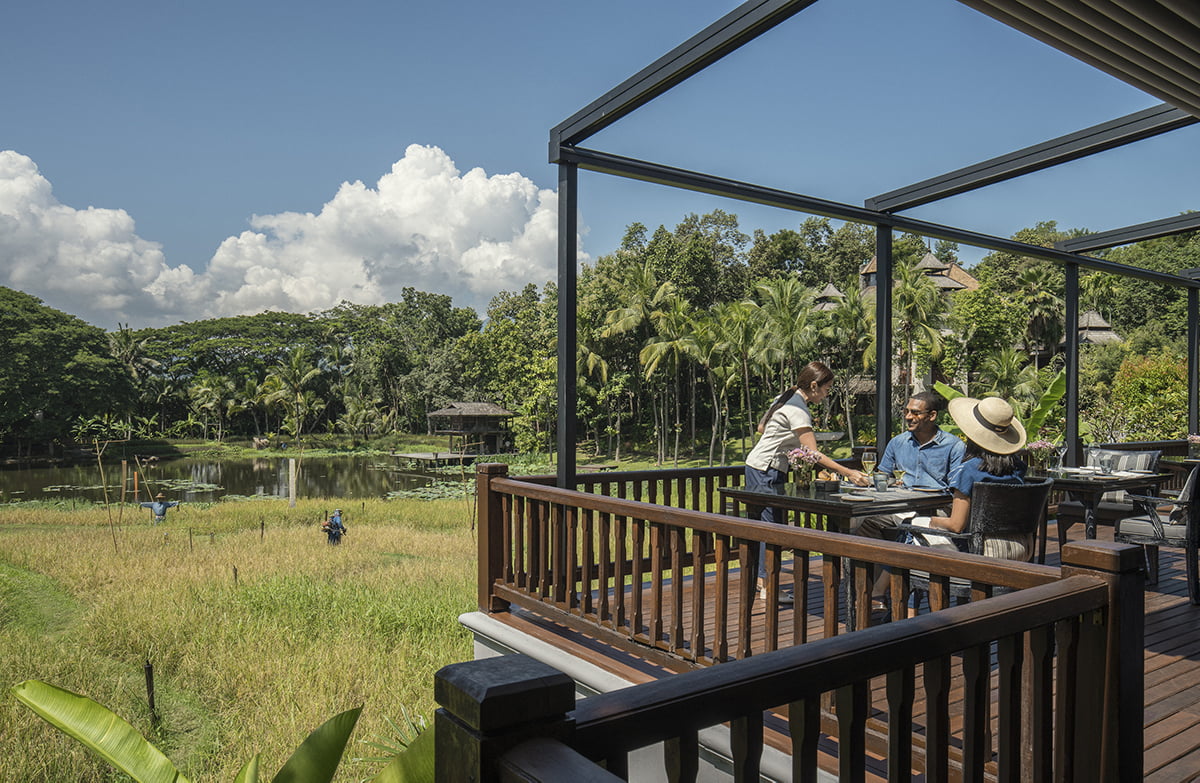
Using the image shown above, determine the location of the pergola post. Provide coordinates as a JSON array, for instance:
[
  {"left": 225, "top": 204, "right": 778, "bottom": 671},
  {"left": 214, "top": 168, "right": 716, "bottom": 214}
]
[
  {"left": 1064, "top": 262, "right": 1081, "bottom": 465},
  {"left": 1189, "top": 283, "right": 1199, "bottom": 436},
  {"left": 874, "top": 227, "right": 894, "bottom": 449},
  {"left": 557, "top": 162, "right": 578, "bottom": 488}
]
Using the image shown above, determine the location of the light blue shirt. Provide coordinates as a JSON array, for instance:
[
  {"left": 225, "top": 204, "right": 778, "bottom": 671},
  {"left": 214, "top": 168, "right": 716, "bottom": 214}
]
[{"left": 878, "top": 429, "right": 965, "bottom": 490}]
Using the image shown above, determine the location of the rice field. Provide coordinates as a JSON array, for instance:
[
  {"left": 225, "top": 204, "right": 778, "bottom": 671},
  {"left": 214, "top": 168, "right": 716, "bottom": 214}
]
[{"left": 0, "top": 496, "right": 478, "bottom": 781}]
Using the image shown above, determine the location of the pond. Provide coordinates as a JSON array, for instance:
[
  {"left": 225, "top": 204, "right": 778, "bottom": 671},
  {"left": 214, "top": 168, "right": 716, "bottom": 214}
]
[{"left": 0, "top": 455, "right": 468, "bottom": 503}]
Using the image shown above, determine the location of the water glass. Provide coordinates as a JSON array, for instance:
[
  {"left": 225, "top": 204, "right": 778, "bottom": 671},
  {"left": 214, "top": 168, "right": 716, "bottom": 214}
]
[{"left": 873, "top": 472, "right": 888, "bottom": 492}]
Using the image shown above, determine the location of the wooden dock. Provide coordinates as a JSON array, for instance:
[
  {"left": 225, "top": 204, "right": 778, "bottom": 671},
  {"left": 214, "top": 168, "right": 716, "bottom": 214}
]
[
  {"left": 390, "top": 451, "right": 476, "bottom": 468},
  {"left": 486, "top": 523, "right": 1200, "bottom": 781}
]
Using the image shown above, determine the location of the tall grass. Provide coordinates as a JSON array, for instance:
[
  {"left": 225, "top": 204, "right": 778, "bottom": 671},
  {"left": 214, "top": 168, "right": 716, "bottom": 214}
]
[{"left": 0, "top": 496, "right": 477, "bottom": 781}]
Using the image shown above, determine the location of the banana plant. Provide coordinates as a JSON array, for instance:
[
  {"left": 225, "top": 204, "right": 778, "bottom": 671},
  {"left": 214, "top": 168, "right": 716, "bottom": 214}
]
[
  {"left": 11, "top": 679, "right": 366, "bottom": 783},
  {"left": 934, "top": 367, "right": 1066, "bottom": 440}
]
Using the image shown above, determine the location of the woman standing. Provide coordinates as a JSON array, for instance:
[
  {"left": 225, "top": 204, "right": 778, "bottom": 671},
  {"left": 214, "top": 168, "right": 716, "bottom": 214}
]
[{"left": 745, "top": 360, "right": 869, "bottom": 602}]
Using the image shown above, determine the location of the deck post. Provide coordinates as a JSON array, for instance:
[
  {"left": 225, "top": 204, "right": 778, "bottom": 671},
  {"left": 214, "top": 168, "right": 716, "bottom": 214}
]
[
  {"left": 434, "top": 655, "right": 576, "bottom": 783},
  {"left": 1059, "top": 540, "right": 1144, "bottom": 783},
  {"left": 477, "top": 463, "right": 510, "bottom": 612}
]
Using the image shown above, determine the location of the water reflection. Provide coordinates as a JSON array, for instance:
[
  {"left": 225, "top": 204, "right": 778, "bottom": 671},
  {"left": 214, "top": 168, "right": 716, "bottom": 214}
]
[{"left": 0, "top": 456, "right": 439, "bottom": 503}]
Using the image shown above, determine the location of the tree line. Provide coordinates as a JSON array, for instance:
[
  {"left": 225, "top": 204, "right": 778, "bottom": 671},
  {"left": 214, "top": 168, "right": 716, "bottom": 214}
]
[{"left": 1, "top": 212, "right": 1195, "bottom": 460}]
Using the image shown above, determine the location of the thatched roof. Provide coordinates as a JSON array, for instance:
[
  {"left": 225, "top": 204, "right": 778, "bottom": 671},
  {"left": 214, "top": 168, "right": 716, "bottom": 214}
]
[{"left": 428, "top": 402, "right": 515, "bottom": 418}]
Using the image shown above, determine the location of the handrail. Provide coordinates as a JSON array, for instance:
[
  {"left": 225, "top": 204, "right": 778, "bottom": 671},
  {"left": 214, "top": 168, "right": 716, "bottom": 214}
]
[{"left": 572, "top": 576, "right": 1105, "bottom": 752}]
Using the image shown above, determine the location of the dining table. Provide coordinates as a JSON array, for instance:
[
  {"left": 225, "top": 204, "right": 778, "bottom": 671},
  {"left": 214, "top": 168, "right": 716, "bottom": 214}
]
[
  {"left": 718, "top": 481, "right": 953, "bottom": 629},
  {"left": 1040, "top": 467, "right": 1170, "bottom": 540}
]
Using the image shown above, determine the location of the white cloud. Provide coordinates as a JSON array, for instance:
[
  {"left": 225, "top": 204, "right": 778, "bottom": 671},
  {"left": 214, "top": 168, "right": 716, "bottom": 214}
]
[{"left": 0, "top": 145, "right": 572, "bottom": 328}]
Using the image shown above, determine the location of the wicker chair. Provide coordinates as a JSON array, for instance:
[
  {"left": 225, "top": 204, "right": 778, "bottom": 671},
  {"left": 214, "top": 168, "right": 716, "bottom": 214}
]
[
  {"left": 900, "top": 478, "right": 1055, "bottom": 605},
  {"left": 1114, "top": 466, "right": 1200, "bottom": 605}
]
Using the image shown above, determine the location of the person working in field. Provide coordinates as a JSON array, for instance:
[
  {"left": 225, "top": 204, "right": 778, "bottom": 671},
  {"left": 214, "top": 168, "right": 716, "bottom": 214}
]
[
  {"left": 322, "top": 509, "right": 347, "bottom": 545},
  {"left": 140, "top": 492, "right": 180, "bottom": 525}
]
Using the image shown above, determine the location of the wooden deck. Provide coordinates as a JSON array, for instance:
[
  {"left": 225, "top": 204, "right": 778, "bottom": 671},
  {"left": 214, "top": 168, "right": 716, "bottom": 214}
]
[{"left": 489, "top": 523, "right": 1200, "bottom": 782}]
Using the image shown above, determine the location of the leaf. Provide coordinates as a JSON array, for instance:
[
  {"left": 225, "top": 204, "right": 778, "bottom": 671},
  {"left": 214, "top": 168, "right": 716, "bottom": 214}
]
[
  {"left": 1025, "top": 369, "right": 1067, "bottom": 436},
  {"left": 932, "top": 381, "right": 965, "bottom": 402},
  {"left": 272, "top": 706, "right": 362, "bottom": 783},
  {"left": 11, "top": 679, "right": 189, "bottom": 783},
  {"left": 234, "top": 755, "right": 260, "bottom": 783},
  {"left": 370, "top": 723, "right": 436, "bottom": 783}
]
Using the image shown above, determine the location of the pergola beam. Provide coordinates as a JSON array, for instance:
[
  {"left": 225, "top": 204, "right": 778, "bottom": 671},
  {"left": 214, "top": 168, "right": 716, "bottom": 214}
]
[
  {"left": 866, "top": 104, "right": 1196, "bottom": 213},
  {"left": 548, "top": 0, "right": 816, "bottom": 157},
  {"left": 1056, "top": 210, "right": 1200, "bottom": 253},
  {"left": 557, "top": 145, "right": 1200, "bottom": 289}
]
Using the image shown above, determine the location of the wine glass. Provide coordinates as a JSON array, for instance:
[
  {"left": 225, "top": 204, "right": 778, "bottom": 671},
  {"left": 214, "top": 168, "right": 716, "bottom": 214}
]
[
  {"left": 860, "top": 449, "right": 877, "bottom": 476},
  {"left": 892, "top": 467, "right": 907, "bottom": 487}
]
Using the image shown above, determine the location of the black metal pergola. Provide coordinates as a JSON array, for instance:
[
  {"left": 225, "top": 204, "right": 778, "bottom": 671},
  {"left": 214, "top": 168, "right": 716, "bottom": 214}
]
[{"left": 550, "top": 0, "right": 1200, "bottom": 485}]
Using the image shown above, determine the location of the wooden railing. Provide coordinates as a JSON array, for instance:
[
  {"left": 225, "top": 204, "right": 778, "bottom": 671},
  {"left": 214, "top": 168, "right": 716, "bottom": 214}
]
[{"left": 463, "top": 463, "right": 1144, "bottom": 781}]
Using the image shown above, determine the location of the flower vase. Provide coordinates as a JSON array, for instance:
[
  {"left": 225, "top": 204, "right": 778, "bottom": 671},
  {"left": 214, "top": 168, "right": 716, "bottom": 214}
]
[
  {"left": 1190, "top": 443, "right": 1200, "bottom": 460},
  {"left": 793, "top": 464, "right": 814, "bottom": 491}
]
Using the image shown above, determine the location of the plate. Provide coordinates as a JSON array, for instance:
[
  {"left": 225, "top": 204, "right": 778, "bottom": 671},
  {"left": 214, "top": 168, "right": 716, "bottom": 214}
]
[
  {"left": 909, "top": 486, "right": 945, "bottom": 493},
  {"left": 837, "top": 494, "right": 875, "bottom": 502}
]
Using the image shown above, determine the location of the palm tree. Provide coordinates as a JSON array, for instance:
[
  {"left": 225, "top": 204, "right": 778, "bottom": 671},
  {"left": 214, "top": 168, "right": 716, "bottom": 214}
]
[
  {"left": 710, "top": 299, "right": 762, "bottom": 456},
  {"left": 640, "top": 294, "right": 695, "bottom": 465},
  {"left": 819, "top": 284, "right": 872, "bottom": 445},
  {"left": 753, "top": 276, "right": 817, "bottom": 389},
  {"left": 978, "top": 347, "right": 1039, "bottom": 401},
  {"left": 266, "top": 348, "right": 323, "bottom": 443},
  {"left": 1018, "top": 264, "right": 1064, "bottom": 368}
]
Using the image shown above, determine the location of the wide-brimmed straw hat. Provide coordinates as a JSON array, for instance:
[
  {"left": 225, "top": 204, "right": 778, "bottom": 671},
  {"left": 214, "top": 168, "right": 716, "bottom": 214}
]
[
  {"left": 156, "top": 492, "right": 166, "bottom": 499},
  {"left": 947, "top": 396, "right": 1027, "bottom": 455}
]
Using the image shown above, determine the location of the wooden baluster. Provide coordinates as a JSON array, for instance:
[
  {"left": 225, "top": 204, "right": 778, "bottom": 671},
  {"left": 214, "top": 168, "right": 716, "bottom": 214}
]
[
  {"left": 763, "top": 545, "right": 780, "bottom": 653},
  {"left": 730, "top": 712, "right": 763, "bottom": 782},
  {"left": 670, "top": 526, "right": 684, "bottom": 654},
  {"left": 996, "top": 632, "right": 1024, "bottom": 782},
  {"left": 581, "top": 507, "right": 595, "bottom": 616},
  {"left": 961, "top": 643, "right": 990, "bottom": 783},
  {"left": 1025, "top": 625, "right": 1054, "bottom": 782},
  {"left": 598, "top": 510, "right": 611, "bottom": 625},
  {"left": 690, "top": 528, "right": 706, "bottom": 662},
  {"left": 1054, "top": 616, "right": 1080, "bottom": 783},
  {"left": 565, "top": 505, "right": 579, "bottom": 612},
  {"left": 790, "top": 696, "right": 821, "bottom": 783},
  {"left": 924, "top": 655, "right": 951, "bottom": 783},
  {"left": 632, "top": 518, "right": 646, "bottom": 643},
  {"left": 714, "top": 534, "right": 730, "bottom": 662},
  {"left": 614, "top": 515, "right": 628, "bottom": 632},
  {"left": 500, "top": 494, "right": 513, "bottom": 583},
  {"left": 823, "top": 554, "right": 841, "bottom": 640},
  {"left": 650, "top": 523, "right": 665, "bottom": 646},
  {"left": 836, "top": 682, "right": 868, "bottom": 783},
  {"left": 792, "top": 549, "right": 809, "bottom": 645},
  {"left": 736, "top": 538, "right": 755, "bottom": 659},
  {"left": 886, "top": 666, "right": 915, "bottom": 782},
  {"left": 515, "top": 496, "right": 527, "bottom": 591},
  {"left": 664, "top": 730, "right": 699, "bottom": 783}
]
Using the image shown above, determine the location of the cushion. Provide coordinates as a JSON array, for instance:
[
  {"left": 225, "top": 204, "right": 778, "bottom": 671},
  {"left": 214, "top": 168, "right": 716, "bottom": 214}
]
[
  {"left": 1085, "top": 448, "right": 1161, "bottom": 502},
  {"left": 1118, "top": 516, "right": 1188, "bottom": 543}
]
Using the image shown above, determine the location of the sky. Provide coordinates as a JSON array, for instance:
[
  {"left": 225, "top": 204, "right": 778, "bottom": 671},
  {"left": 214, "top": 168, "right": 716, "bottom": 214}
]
[{"left": 2, "top": 0, "right": 1196, "bottom": 329}]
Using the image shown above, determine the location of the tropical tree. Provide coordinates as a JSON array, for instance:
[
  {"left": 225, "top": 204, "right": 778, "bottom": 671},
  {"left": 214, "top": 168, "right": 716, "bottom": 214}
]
[
  {"left": 1017, "top": 264, "right": 1064, "bottom": 368},
  {"left": 752, "top": 276, "right": 817, "bottom": 390},
  {"left": 266, "top": 347, "right": 323, "bottom": 443},
  {"left": 640, "top": 293, "right": 695, "bottom": 465}
]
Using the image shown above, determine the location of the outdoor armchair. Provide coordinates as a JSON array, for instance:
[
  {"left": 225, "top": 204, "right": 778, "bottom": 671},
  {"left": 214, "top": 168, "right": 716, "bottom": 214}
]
[
  {"left": 900, "top": 478, "right": 1055, "bottom": 605},
  {"left": 1114, "top": 465, "right": 1200, "bottom": 605}
]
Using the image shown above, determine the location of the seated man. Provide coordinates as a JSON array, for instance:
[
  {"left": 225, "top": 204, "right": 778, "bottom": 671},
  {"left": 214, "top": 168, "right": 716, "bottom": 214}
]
[{"left": 855, "top": 390, "right": 964, "bottom": 541}]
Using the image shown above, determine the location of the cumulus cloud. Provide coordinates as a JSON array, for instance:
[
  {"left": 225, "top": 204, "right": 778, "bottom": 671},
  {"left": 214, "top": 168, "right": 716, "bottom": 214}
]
[{"left": 0, "top": 145, "right": 571, "bottom": 328}]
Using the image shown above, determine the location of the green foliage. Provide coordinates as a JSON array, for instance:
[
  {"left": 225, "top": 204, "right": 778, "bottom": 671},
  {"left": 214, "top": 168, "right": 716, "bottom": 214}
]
[
  {"left": 0, "top": 287, "right": 131, "bottom": 448},
  {"left": 13, "top": 680, "right": 372, "bottom": 783},
  {"left": 1109, "top": 354, "right": 1189, "bottom": 441}
]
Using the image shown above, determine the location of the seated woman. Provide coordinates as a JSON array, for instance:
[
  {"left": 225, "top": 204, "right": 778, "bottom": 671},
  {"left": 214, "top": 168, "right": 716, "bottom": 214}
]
[
  {"left": 913, "top": 395, "right": 1030, "bottom": 559},
  {"left": 887, "top": 396, "right": 1029, "bottom": 617}
]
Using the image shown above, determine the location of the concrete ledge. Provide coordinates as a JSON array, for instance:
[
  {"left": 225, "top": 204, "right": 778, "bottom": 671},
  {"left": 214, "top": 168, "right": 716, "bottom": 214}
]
[{"left": 460, "top": 611, "right": 832, "bottom": 783}]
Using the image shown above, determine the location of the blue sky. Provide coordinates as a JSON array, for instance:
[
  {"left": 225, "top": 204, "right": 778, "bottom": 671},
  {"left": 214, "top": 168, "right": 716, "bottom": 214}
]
[{"left": 2, "top": 0, "right": 1195, "bottom": 328}]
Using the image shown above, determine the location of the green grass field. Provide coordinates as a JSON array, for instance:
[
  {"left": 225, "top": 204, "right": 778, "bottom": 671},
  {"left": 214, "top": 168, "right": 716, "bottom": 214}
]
[{"left": 0, "top": 496, "right": 478, "bottom": 781}]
